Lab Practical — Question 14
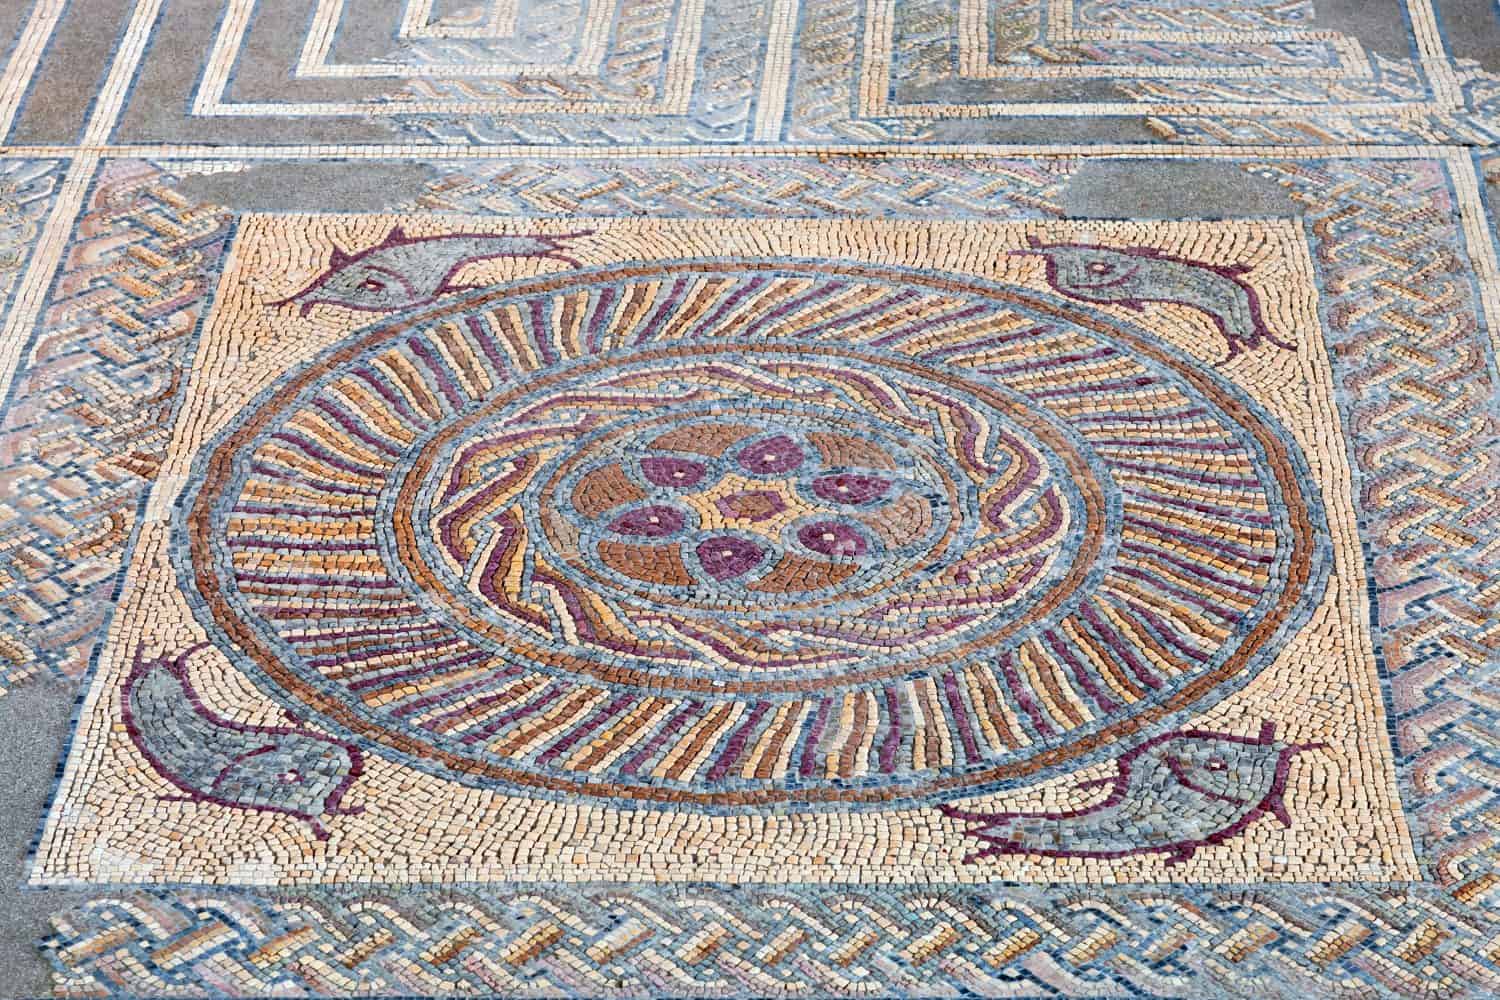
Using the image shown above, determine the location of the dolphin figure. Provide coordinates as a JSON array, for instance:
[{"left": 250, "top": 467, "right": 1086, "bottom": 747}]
[
  {"left": 122, "top": 645, "right": 365, "bottom": 840},
  {"left": 1015, "top": 238, "right": 1294, "bottom": 358},
  {"left": 272, "top": 225, "right": 591, "bottom": 315},
  {"left": 941, "top": 721, "right": 1324, "bottom": 865}
]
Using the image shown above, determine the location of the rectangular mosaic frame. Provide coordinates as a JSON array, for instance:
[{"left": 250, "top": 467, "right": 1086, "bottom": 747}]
[
  {"left": 950, "top": 0, "right": 1370, "bottom": 82},
  {"left": 32, "top": 210, "right": 1418, "bottom": 889},
  {"left": 948, "top": 1, "right": 1374, "bottom": 83},
  {"left": 198, "top": 0, "right": 706, "bottom": 115},
  {"left": 399, "top": 0, "right": 523, "bottom": 40},
  {"left": 860, "top": 0, "right": 1432, "bottom": 120},
  {"left": 293, "top": 0, "right": 605, "bottom": 79}
]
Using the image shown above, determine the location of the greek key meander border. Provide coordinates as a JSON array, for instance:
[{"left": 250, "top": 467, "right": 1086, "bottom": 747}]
[{"left": 197, "top": 0, "right": 705, "bottom": 116}]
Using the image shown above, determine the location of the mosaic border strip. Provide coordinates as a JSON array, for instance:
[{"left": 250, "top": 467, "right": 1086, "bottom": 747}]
[
  {"left": 20, "top": 0, "right": 1484, "bottom": 147},
  {"left": 0, "top": 159, "right": 232, "bottom": 686},
  {"left": 39, "top": 882, "right": 1500, "bottom": 999}
]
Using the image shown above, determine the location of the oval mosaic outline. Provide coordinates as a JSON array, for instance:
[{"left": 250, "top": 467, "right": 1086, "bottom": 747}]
[{"left": 174, "top": 258, "right": 1330, "bottom": 809}]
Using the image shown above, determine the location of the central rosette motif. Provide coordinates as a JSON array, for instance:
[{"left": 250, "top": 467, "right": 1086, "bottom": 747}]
[
  {"left": 565, "top": 417, "right": 929, "bottom": 599},
  {"left": 403, "top": 355, "right": 1084, "bottom": 681},
  {"left": 555, "top": 413, "right": 950, "bottom": 600}
]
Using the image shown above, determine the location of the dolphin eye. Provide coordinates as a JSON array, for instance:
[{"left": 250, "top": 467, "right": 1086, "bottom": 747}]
[
  {"left": 360, "top": 278, "right": 386, "bottom": 292},
  {"left": 1087, "top": 262, "right": 1114, "bottom": 275},
  {"left": 279, "top": 769, "right": 303, "bottom": 784},
  {"left": 1206, "top": 757, "right": 1227, "bottom": 771}
]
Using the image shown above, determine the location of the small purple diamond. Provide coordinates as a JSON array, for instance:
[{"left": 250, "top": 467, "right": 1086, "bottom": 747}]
[
  {"left": 696, "top": 535, "right": 765, "bottom": 580},
  {"left": 608, "top": 505, "right": 686, "bottom": 538},
  {"left": 812, "top": 473, "right": 892, "bottom": 505},
  {"left": 738, "top": 434, "right": 804, "bottom": 475}
]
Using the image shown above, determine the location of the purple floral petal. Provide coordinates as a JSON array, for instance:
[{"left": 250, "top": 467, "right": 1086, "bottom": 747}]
[
  {"left": 798, "top": 520, "right": 868, "bottom": 559},
  {"left": 640, "top": 456, "right": 708, "bottom": 490},
  {"left": 696, "top": 535, "right": 766, "bottom": 580},
  {"left": 812, "top": 473, "right": 892, "bottom": 505},
  {"left": 609, "top": 505, "right": 686, "bottom": 538},
  {"left": 738, "top": 435, "right": 804, "bottom": 475}
]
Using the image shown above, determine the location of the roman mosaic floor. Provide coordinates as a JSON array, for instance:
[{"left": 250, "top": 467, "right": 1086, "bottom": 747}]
[{"left": 0, "top": 1, "right": 1497, "bottom": 998}]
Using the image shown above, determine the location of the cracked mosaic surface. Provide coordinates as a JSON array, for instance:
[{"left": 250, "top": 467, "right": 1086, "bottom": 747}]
[{"left": 0, "top": 1, "right": 1497, "bottom": 998}]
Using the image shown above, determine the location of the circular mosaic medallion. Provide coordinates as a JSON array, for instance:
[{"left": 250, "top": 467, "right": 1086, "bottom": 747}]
[{"left": 182, "top": 260, "right": 1326, "bottom": 807}]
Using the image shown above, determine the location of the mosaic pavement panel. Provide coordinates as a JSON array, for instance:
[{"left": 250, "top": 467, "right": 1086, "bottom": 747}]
[
  {"left": 32, "top": 212, "right": 1417, "bottom": 887},
  {"left": 0, "top": 0, "right": 1496, "bottom": 997},
  {"left": 9, "top": 148, "right": 1497, "bottom": 999}
]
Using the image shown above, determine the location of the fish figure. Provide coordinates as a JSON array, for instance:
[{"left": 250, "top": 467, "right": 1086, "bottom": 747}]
[
  {"left": 1015, "top": 238, "right": 1294, "bottom": 358},
  {"left": 273, "top": 225, "right": 591, "bottom": 315},
  {"left": 122, "top": 645, "right": 364, "bottom": 840},
  {"left": 940, "top": 722, "right": 1324, "bottom": 865}
]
